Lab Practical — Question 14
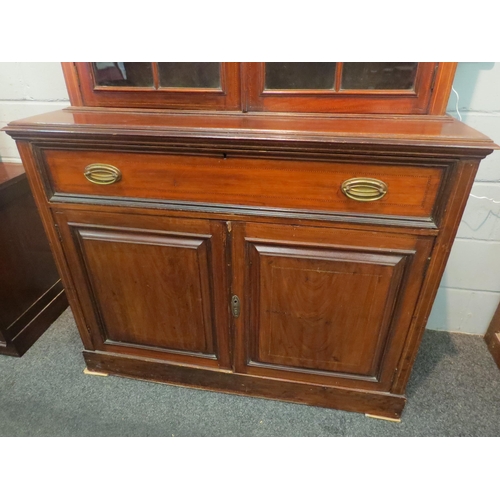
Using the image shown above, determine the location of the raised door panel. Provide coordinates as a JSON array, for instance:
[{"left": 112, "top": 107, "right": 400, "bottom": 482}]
[
  {"left": 251, "top": 244, "right": 405, "bottom": 375},
  {"left": 55, "top": 209, "right": 230, "bottom": 369},
  {"left": 232, "top": 223, "right": 433, "bottom": 391},
  {"left": 79, "top": 229, "right": 214, "bottom": 354}
]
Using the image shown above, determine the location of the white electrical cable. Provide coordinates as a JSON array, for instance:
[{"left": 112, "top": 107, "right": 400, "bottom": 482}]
[
  {"left": 452, "top": 85, "right": 462, "bottom": 122},
  {"left": 469, "top": 194, "right": 500, "bottom": 204},
  {"left": 450, "top": 86, "right": 500, "bottom": 205}
]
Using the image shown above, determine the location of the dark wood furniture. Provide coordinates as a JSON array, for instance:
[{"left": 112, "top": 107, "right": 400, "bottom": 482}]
[
  {"left": 485, "top": 302, "right": 500, "bottom": 369},
  {"left": 4, "top": 62, "right": 497, "bottom": 419},
  {"left": 0, "top": 162, "right": 67, "bottom": 356}
]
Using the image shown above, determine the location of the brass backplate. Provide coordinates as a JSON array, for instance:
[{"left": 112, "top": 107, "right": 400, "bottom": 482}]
[{"left": 231, "top": 295, "right": 240, "bottom": 318}]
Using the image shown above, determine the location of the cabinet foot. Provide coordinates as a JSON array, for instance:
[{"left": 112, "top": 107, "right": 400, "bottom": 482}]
[
  {"left": 83, "top": 367, "right": 109, "bottom": 377},
  {"left": 365, "top": 413, "right": 401, "bottom": 423}
]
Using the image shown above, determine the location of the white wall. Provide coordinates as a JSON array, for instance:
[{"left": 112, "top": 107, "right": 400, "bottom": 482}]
[
  {"left": 0, "top": 62, "right": 69, "bottom": 162},
  {"left": 427, "top": 63, "right": 500, "bottom": 334},
  {"left": 1, "top": 62, "right": 499, "bottom": 334}
]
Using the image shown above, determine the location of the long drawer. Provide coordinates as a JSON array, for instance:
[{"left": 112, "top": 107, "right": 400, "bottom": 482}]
[{"left": 42, "top": 149, "right": 444, "bottom": 219}]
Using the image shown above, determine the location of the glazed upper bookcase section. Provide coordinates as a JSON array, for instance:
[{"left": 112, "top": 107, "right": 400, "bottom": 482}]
[
  {"left": 264, "top": 63, "right": 418, "bottom": 90},
  {"left": 63, "top": 62, "right": 457, "bottom": 114},
  {"left": 93, "top": 63, "right": 222, "bottom": 89}
]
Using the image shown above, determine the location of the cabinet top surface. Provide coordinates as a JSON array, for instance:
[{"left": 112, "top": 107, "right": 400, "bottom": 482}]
[
  {"left": 4, "top": 108, "right": 498, "bottom": 155},
  {"left": 0, "top": 162, "right": 25, "bottom": 190}
]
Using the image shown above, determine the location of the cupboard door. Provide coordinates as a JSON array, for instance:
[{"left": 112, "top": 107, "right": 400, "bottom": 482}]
[
  {"left": 55, "top": 209, "right": 230, "bottom": 369},
  {"left": 244, "top": 62, "right": 455, "bottom": 114},
  {"left": 232, "top": 222, "right": 433, "bottom": 391},
  {"left": 71, "top": 62, "right": 241, "bottom": 111}
]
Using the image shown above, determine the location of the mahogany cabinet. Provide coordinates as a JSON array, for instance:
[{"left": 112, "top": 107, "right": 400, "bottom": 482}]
[
  {"left": 0, "top": 162, "right": 67, "bottom": 356},
  {"left": 3, "top": 62, "right": 497, "bottom": 419}
]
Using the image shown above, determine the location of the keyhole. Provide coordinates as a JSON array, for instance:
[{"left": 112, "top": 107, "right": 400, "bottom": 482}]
[{"left": 231, "top": 295, "right": 240, "bottom": 318}]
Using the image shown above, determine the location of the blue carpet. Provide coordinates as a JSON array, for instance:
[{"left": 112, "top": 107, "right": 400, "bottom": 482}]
[{"left": 1, "top": 308, "right": 499, "bottom": 436}]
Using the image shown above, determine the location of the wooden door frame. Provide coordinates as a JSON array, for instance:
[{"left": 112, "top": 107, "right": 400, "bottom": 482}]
[{"left": 62, "top": 62, "right": 242, "bottom": 111}]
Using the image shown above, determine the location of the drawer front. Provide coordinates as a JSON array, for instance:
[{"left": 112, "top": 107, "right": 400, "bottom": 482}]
[{"left": 43, "top": 149, "right": 444, "bottom": 219}]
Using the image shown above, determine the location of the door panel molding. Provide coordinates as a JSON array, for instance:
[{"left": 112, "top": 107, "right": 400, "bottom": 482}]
[
  {"left": 232, "top": 222, "right": 433, "bottom": 392},
  {"left": 55, "top": 210, "right": 231, "bottom": 369}
]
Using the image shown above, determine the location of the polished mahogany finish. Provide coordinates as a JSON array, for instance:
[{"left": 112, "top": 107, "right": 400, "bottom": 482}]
[
  {"left": 63, "top": 62, "right": 456, "bottom": 115},
  {"left": 42, "top": 149, "right": 444, "bottom": 220},
  {"left": 0, "top": 162, "right": 67, "bottom": 356},
  {"left": 7, "top": 108, "right": 493, "bottom": 151},
  {"left": 232, "top": 222, "right": 433, "bottom": 392},
  {"left": 4, "top": 63, "right": 497, "bottom": 418},
  {"left": 54, "top": 209, "right": 231, "bottom": 369},
  {"left": 243, "top": 62, "right": 454, "bottom": 114},
  {"left": 67, "top": 62, "right": 242, "bottom": 111}
]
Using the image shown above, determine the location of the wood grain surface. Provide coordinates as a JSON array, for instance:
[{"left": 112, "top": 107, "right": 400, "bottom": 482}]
[{"left": 42, "top": 149, "right": 444, "bottom": 219}]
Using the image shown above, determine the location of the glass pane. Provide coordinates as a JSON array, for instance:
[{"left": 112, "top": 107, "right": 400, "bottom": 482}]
[
  {"left": 265, "top": 63, "right": 336, "bottom": 90},
  {"left": 341, "top": 63, "right": 418, "bottom": 90},
  {"left": 158, "top": 63, "right": 221, "bottom": 88},
  {"left": 93, "top": 63, "right": 154, "bottom": 87}
]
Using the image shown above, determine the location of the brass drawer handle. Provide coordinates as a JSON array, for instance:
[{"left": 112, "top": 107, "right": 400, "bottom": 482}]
[
  {"left": 84, "top": 164, "right": 122, "bottom": 185},
  {"left": 341, "top": 177, "right": 388, "bottom": 202}
]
